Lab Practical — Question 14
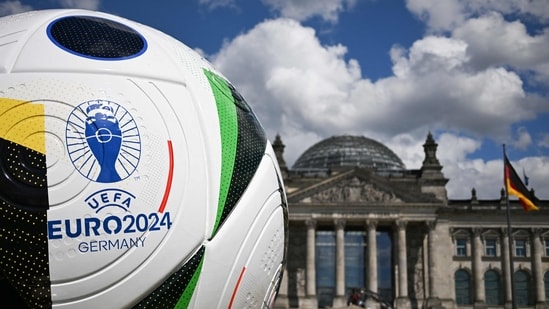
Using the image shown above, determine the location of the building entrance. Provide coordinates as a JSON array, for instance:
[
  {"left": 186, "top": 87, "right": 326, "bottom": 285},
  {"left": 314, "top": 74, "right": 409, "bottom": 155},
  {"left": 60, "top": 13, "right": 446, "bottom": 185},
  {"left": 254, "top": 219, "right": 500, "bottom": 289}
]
[{"left": 315, "top": 228, "right": 394, "bottom": 307}]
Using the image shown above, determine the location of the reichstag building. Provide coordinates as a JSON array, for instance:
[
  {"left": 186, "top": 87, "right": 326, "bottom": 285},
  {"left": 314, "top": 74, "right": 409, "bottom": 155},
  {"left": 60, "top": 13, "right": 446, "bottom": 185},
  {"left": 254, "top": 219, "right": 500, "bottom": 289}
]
[{"left": 272, "top": 133, "right": 549, "bottom": 309}]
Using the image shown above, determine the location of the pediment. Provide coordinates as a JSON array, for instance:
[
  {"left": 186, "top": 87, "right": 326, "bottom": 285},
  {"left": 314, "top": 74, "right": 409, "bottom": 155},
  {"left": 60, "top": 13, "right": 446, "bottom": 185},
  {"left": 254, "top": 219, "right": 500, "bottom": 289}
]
[
  {"left": 303, "top": 175, "right": 402, "bottom": 203},
  {"left": 287, "top": 169, "right": 410, "bottom": 204}
]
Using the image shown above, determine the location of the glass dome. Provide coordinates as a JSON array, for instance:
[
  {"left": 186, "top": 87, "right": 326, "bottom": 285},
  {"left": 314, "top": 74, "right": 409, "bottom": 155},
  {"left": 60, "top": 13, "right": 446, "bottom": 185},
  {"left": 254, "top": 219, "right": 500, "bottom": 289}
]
[{"left": 292, "top": 135, "right": 405, "bottom": 170}]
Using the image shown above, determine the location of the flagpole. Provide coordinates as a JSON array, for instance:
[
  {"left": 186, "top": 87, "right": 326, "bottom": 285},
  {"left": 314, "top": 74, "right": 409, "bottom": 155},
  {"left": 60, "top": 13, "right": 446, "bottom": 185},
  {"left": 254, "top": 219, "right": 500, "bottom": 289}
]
[{"left": 503, "top": 144, "right": 517, "bottom": 309}]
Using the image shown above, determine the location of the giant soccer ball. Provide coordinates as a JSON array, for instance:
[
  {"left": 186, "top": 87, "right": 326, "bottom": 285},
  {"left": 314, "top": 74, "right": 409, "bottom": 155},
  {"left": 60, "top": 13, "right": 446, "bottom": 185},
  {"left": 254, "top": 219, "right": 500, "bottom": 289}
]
[{"left": 0, "top": 9, "right": 287, "bottom": 309}]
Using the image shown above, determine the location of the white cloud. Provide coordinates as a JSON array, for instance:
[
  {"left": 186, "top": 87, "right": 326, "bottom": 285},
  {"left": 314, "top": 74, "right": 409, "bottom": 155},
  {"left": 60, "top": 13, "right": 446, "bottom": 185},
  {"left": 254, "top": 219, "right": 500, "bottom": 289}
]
[
  {"left": 406, "top": 0, "right": 549, "bottom": 32},
  {"left": 0, "top": 0, "right": 101, "bottom": 16},
  {"left": 57, "top": 0, "right": 100, "bottom": 10},
  {"left": 212, "top": 18, "right": 362, "bottom": 153},
  {"left": 406, "top": 0, "right": 465, "bottom": 32},
  {"left": 435, "top": 134, "right": 500, "bottom": 198},
  {"left": 442, "top": 156, "right": 504, "bottom": 199},
  {"left": 539, "top": 133, "right": 549, "bottom": 148},
  {"left": 208, "top": 3, "right": 549, "bottom": 199},
  {"left": 0, "top": 0, "right": 32, "bottom": 16},
  {"left": 412, "top": 133, "right": 549, "bottom": 199},
  {"left": 384, "top": 133, "right": 425, "bottom": 169},
  {"left": 261, "top": 0, "right": 357, "bottom": 23},
  {"left": 520, "top": 156, "right": 549, "bottom": 198},
  {"left": 437, "top": 133, "right": 482, "bottom": 163},
  {"left": 466, "top": 0, "right": 549, "bottom": 22},
  {"left": 511, "top": 127, "right": 533, "bottom": 150},
  {"left": 198, "top": 0, "right": 237, "bottom": 10},
  {"left": 452, "top": 12, "right": 549, "bottom": 76},
  {"left": 382, "top": 36, "right": 531, "bottom": 139},
  {"left": 210, "top": 17, "right": 544, "bottom": 171},
  {"left": 391, "top": 36, "right": 469, "bottom": 78},
  {"left": 391, "top": 132, "right": 548, "bottom": 199}
]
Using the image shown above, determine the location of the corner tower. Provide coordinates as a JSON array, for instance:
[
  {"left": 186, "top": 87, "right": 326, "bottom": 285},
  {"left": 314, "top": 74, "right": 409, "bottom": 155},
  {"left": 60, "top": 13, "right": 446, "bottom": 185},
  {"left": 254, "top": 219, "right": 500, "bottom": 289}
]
[{"left": 420, "top": 132, "right": 448, "bottom": 203}]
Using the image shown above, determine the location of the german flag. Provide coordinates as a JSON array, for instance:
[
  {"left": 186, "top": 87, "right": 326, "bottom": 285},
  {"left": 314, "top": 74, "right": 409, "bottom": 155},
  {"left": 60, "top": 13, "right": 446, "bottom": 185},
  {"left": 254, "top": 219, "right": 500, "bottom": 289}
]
[{"left": 504, "top": 153, "right": 539, "bottom": 211}]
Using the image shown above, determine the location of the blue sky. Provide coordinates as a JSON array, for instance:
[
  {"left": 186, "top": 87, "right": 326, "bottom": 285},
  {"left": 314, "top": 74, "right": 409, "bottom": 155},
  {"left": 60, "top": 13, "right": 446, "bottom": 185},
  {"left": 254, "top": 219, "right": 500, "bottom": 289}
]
[{"left": 1, "top": 0, "right": 548, "bottom": 200}]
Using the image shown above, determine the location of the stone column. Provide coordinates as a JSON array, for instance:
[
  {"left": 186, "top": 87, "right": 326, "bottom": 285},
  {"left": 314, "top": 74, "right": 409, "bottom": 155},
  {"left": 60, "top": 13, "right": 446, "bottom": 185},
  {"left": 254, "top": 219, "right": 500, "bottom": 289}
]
[
  {"left": 367, "top": 220, "right": 378, "bottom": 293},
  {"left": 472, "top": 228, "right": 485, "bottom": 305},
  {"left": 333, "top": 219, "right": 347, "bottom": 308},
  {"left": 396, "top": 220, "right": 411, "bottom": 309},
  {"left": 366, "top": 220, "right": 379, "bottom": 309},
  {"left": 426, "top": 221, "right": 441, "bottom": 308},
  {"left": 304, "top": 219, "right": 318, "bottom": 309},
  {"left": 501, "top": 228, "right": 513, "bottom": 306},
  {"left": 532, "top": 229, "right": 545, "bottom": 306}
]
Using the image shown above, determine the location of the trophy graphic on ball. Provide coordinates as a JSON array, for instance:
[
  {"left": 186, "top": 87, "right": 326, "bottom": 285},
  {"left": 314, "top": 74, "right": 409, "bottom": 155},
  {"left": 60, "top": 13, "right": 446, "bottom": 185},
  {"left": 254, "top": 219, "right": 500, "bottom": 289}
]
[{"left": 85, "top": 102, "right": 122, "bottom": 183}]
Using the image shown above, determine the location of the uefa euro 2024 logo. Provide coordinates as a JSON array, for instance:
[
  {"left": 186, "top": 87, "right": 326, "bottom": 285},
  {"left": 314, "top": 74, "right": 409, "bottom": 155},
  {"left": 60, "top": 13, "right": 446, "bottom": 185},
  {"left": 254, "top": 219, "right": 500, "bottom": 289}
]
[{"left": 66, "top": 100, "right": 141, "bottom": 183}]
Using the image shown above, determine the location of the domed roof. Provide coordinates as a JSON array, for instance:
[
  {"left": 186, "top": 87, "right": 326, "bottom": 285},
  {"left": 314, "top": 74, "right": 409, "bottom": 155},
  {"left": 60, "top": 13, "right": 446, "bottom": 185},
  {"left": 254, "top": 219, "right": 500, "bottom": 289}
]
[{"left": 292, "top": 135, "right": 405, "bottom": 170}]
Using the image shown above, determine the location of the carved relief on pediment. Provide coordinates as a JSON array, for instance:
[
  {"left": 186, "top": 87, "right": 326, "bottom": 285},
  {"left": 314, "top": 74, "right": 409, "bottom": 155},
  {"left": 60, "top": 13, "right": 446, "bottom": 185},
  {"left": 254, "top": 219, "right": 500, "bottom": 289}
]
[{"left": 304, "top": 176, "right": 403, "bottom": 203}]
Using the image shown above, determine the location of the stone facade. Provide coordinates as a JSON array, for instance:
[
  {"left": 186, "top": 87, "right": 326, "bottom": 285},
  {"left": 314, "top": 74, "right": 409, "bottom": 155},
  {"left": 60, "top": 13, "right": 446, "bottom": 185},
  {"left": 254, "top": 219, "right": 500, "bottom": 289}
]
[{"left": 272, "top": 133, "right": 549, "bottom": 309}]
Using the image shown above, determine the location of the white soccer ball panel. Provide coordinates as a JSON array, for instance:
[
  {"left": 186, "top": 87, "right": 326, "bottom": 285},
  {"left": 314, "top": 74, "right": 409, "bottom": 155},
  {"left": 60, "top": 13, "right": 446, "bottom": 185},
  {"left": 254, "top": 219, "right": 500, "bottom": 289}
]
[{"left": 191, "top": 152, "right": 286, "bottom": 308}]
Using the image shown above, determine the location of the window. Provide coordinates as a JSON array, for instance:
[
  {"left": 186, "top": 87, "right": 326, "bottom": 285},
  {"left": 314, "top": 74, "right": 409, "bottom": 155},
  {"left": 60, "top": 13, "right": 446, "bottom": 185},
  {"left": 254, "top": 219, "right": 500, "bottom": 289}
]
[
  {"left": 316, "top": 231, "right": 335, "bottom": 308},
  {"left": 485, "top": 270, "right": 501, "bottom": 305},
  {"left": 456, "top": 239, "right": 467, "bottom": 256},
  {"left": 376, "top": 230, "right": 394, "bottom": 301},
  {"left": 455, "top": 270, "right": 472, "bottom": 305},
  {"left": 515, "top": 239, "right": 526, "bottom": 257},
  {"left": 344, "top": 231, "right": 366, "bottom": 291},
  {"left": 485, "top": 239, "right": 497, "bottom": 257},
  {"left": 545, "top": 239, "right": 549, "bottom": 257},
  {"left": 514, "top": 270, "right": 531, "bottom": 306}
]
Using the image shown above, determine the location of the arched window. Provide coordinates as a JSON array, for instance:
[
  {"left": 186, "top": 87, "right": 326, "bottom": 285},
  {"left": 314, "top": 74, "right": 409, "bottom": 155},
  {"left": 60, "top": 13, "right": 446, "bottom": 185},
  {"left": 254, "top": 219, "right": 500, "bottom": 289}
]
[
  {"left": 455, "top": 269, "right": 472, "bottom": 305},
  {"left": 484, "top": 270, "right": 501, "bottom": 305},
  {"left": 515, "top": 270, "right": 531, "bottom": 306}
]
